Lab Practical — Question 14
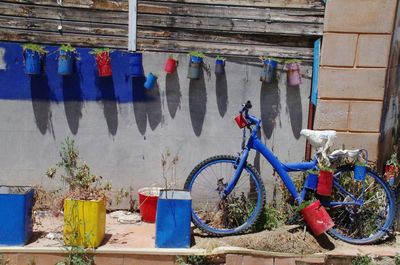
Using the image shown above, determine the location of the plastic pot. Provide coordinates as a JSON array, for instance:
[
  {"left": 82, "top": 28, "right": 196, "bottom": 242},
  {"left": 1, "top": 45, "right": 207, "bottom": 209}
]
[
  {"left": 144, "top": 73, "right": 157, "bottom": 90},
  {"left": 24, "top": 50, "right": 42, "bottom": 75},
  {"left": 260, "top": 59, "right": 278, "bottom": 83},
  {"left": 164, "top": 57, "right": 177, "bottom": 74},
  {"left": 316, "top": 170, "right": 333, "bottom": 196},
  {"left": 287, "top": 62, "right": 301, "bottom": 86},
  {"left": 138, "top": 187, "right": 161, "bottom": 223},
  {"left": 128, "top": 52, "right": 145, "bottom": 77},
  {"left": 304, "top": 172, "right": 318, "bottom": 190},
  {"left": 300, "top": 200, "right": 334, "bottom": 236},
  {"left": 95, "top": 52, "right": 112, "bottom": 77},
  {"left": 215, "top": 59, "right": 225, "bottom": 75},
  {"left": 187, "top": 61, "right": 201, "bottom": 79},
  {"left": 354, "top": 165, "right": 367, "bottom": 181},
  {"left": 58, "top": 50, "right": 74, "bottom": 75}
]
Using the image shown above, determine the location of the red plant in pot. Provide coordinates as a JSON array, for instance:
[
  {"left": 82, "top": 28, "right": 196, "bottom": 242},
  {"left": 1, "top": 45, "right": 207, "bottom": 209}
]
[
  {"left": 384, "top": 153, "right": 399, "bottom": 187},
  {"left": 164, "top": 55, "right": 178, "bottom": 74},
  {"left": 317, "top": 166, "right": 334, "bottom": 196},
  {"left": 90, "top": 48, "right": 112, "bottom": 77}
]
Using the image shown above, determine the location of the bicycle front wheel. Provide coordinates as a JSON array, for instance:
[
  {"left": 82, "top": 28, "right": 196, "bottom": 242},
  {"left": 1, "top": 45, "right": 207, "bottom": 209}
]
[
  {"left": 326, "top": 165, "right": 396, "bottom": 244},
  {"left": 184, "top": 155, "right": 266, "bottom": 236}
]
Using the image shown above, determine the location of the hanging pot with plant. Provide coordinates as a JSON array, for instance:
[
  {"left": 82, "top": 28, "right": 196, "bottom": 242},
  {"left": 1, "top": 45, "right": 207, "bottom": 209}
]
[
  {"left": 384, "top": 152, "right": 399, "bottom": 187},
  {"left": 286, "top": 60, "right": 302, "bottom": 86},
  {"left": 22, "top": 43, "right": 47, "bottom": 75},
  {"left": 144, "top": 72, "right": 157, "bottom": 90},
  {"left": 58, "top": 44, "right": 79, "bottom": 75},
  {"left": 299, "top": 200, "right": 334, "bottom": 236},
  {"left": 164, "top": 55, "right": 178, "bottom": 74},
  {"left": 187, "top": 51, "right": 205, "bottom": 80},
  {"left": 215, "top": 56, "right": 225, "bottom": 76},
  {"left": 260, "top": 57, "right": 278, "bottom": 84},
  {"left": 90, "top": 48, "right": 112, "bottom": 77},
  {"left": 316, "top": 165, "right": 334, "bottom": 196},
  {"left": 354, "top": 150, "right": 368, "bottom": 182},
  {"left": 128, "top": 52, "right": 145, "bottom": 77}
]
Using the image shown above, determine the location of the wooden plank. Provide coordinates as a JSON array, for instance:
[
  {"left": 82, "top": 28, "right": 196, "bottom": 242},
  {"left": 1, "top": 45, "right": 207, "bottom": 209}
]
[
  {"left": 0, "top": 15, "right": 128, "bottom": 37},
  {"left": 1, "top": 0, "right": 128, "bottom": 11},
  {"left": 0, "top": 2, "right": 128, "bottom": 24},
  {"left": 137, "top": 27, "right": 316, "bottom": 47},
  {"left": 137, "top": 14, "right": 323, "bottom": 36},
  {"left": 138, "top": 1, "right": 324, "bottom": 24},
  {"left": 146, "top": 0, "right": 324, "bottom": 9}
]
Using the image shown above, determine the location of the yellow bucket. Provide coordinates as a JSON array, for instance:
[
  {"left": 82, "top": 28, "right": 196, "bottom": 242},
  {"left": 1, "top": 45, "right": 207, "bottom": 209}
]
[{"left": 63, "top": 198, "right": 106, "bottom": 248}]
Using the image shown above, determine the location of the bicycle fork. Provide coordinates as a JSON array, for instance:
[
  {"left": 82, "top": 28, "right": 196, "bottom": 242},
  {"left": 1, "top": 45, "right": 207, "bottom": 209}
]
[{"left": 221, "top": 148, "right": 250, "bottom": 198}]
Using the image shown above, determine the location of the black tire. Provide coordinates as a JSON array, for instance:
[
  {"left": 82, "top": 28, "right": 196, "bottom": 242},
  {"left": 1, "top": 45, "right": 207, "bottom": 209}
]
[{"left": 184, "top": 155, "right": 266, "bottom": 236}]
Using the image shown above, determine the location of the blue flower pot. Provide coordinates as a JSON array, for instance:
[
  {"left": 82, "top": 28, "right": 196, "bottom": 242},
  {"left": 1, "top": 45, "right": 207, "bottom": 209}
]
[
  {"left": 304, "top": 173, "right": 318, "bottom": 190},
  {"left": 215, "top": 59, "right": 225, "bottom": 75},
  {"left": 354, "top": 165, "right": 367, "bottom": 181},
  {"left": 260, "top": 59, "right": 278, "bottom": 83},
  {"left": 128, "top": 52, "right": 144, "bottom": 77},
  {"left": 58, "top": 50, "right": 74, "bottom": 75},
  {"left": 190, "top": 55, "right": 203, "bottom": 64},
  {"left": 144, "top": 73, "right": 157, "bottom": 90},
  {"left": 24, "top": 50, "right": 42, "bottom": 75}
]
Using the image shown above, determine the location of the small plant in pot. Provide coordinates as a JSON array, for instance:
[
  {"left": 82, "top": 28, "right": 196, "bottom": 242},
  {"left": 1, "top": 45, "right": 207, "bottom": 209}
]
[
  {"left": 354, "top": 150, "right": 368, "bottom": 182},
  {"left": 259, "top": 56, "right": 278, "bottom": 84},
  {"left": 285, "top": 59, "right": 302, "bottom": 86},
  {"left": 214, "top": 55, "right": 225, "bottom": 76},
  {"left": 164, "top": 54, "right": 178, "bottom": 74},
  {"left": 384, "top": 152, "right": 399, "bottom": 187},
  {"left": 316, "top": 160, "right": 334, "bottom": 197},
  {"left": 187, "top": 51, "right": 205, "bottom": 80},
  {"left": 298, "top": 199, "right": 334, "bottom": 236},
  {"left": 89, "top": 48, "right": 112, "bottom": 77},
  {"left": 58, "top": 44, "right": 79, "bottom": 76},
  {"left": 46, "top": 137, "right": 111, "bottom": 248},
  {"left": 22, "top": 43, "right": 47, "bottom": 75}
]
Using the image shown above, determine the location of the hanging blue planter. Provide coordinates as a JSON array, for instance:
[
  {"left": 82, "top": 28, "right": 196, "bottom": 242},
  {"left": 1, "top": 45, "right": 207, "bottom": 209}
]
[
  {"left": 24, "top": 50, "right": 42, "bottom": 75},
  {"left": 304, "top": 172, "right": 318, "bottom": 190},
  {"left": 128, "top": 52, "right": 145, "bottom": 77},
  {"left": 58, "top": 50, "right": 74, "bottom": 75},
  {"left": 260, "top": 59, "right": 278, "bottom": 84},
  {"left": 354, "top": 165, "right": 367, "bottom": 181},
  {"left": 215, "top": 59, "right": 225, "bottom": 75},
  {"left": 190, "top": 55, "right": 203, "bottom": 64},
  {"left": 155, "top": 189, "right": 192, "bottom": 248},
  {"left": 144, "top": 73, "right": 157, "bottom": 90}
]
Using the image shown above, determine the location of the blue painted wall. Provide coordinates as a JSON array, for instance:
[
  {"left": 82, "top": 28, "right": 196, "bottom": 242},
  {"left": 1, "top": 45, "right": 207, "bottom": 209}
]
[{"left": 0, "top": 42, "right": 145, "bottom": 103}]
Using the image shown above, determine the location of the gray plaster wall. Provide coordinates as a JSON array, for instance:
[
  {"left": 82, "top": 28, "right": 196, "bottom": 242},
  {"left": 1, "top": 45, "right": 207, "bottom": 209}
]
[{"left": 0, "top": 52, "right": 311, "bottom": 201}]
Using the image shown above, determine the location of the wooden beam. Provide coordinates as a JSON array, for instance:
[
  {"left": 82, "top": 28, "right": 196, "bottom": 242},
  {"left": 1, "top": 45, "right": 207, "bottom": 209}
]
[{"left": 1, "top": 0, "right": 128, "bottom": 11}]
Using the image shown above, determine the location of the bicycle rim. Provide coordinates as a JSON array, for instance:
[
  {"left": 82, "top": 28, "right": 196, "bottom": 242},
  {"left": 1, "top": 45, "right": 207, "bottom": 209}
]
[
  {"left": 326, "top": 166, "right": 395, "bottom": 244},
  {"left": 185, "top": 156, "right": 265, "bottom": 236}
]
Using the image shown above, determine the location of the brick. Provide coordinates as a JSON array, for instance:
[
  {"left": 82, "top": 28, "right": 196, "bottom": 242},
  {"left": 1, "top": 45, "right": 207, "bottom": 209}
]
[
  {"left": 226, "top": 254, "right": 243, "bottom": 265},
  {"left": 318, "top": 68, "right": 386, "bottom": 100},
  {"left": 16, "top": 253, "right": 65, "bottom": 265},
  {"left": 356, "top": 35, "right": 392, "bottom": 67},
  {"left": 275, "top": 257, "right": 296, "bottom": 265},
  {"left": 333, "top": 132, "right": 380, "bottom": 161},
  {"left": 123, "top": 255, "right": 175, "bottom": 265},
  {"left": 320, "top": 33, "right": 358, "bottom": 67},
  {"left": 94, "top": 254, "right": 124, "bottom": 265},
  {"left": 314, "top": 100, "right": 349, "bottom": 130},
  {"left": 348, "top": 101, "right": 383, "bottom": 132},
  {"left": 243, "top": 255, "right": 274, "bottom": 265},
  {"left": 324, "top": 0, "right": 397, "bottom": 33},
  {"left": 295, "top": 257, "right": 325, "bottom": 265}
]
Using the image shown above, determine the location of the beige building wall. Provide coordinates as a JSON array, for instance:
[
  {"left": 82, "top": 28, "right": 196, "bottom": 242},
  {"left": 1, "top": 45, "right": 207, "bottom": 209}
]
[{"left": 314, "top": 0, "right": 398, "bottom": 161}]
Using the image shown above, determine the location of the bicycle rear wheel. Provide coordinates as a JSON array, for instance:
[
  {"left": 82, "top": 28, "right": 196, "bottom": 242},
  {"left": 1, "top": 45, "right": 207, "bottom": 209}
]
[
  {"left": 184, "top": 155, "right": 266, "bottom": 236},
  {"left": 325, "top": 165, "right": 395, "bottom": 244}
]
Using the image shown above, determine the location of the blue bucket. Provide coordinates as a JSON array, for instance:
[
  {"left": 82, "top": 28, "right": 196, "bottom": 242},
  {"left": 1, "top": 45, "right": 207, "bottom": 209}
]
[
  {"left": 144, "top": 73, "right": 157, "bottom": 90},
  {"left": 58, "top": 50, "right": 74, "bottom": 75},
  {"left": 354, "top": 165, "right": 367, "bottom": 181},
  {"left": 304, "top": 173, "right": 318, "bottom": 190},
  {"left": 190, "top": 56, "right": 203, "bottom": 64},
  {"left": 24, "top": 50, "right": 42, "bottom": 75},
  {"left": 155, "top": 189, "right": 191, "bottom": 248},
  {"left": 128, "top": 52, "right": 144, "bottom": 77},
  {"left": 260, "top": 59, "right": 278, "bottom": 83}
]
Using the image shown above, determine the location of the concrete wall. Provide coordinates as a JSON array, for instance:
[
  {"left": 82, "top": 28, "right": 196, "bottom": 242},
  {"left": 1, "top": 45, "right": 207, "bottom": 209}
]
[
  {"left": 314, "top": 0, "right": 398, "bottom": 162},
  {"left": 0, "top": 42, "right": 311, "bottom": 198}
]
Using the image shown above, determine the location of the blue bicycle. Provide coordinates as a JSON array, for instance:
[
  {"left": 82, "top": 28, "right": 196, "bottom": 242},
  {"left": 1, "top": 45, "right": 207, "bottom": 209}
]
[{"left": 184, "top": 101, "right": 396, "bottom": 244}]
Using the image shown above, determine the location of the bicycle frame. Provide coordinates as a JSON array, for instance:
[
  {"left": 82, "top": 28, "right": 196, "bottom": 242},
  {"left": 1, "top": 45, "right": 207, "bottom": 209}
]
[{"left": 224, "top": 113, "right": 317, "bottom": 204}]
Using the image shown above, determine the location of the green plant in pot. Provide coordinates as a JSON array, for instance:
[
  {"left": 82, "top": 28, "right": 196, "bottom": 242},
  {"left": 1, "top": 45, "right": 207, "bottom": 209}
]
[
  {"left": 46, "top": 138, "right": 111, "bottom": 248},
  {"left": 215, "top": 55, "right": 226, "bottom": 76},
  {"left": 89, "top": 48, "right": 112, "bottom": 77},
  {"left": 58, "top": 44, "right": 79, "bottom": 75},
  {"left": 22, "top": 43, "right": 48, "bottom": 75},
  {"left": 316, "top": 159, "right": 335, "bottom": 196},
  {"left": 187, "top": 51, "right": 205, "bottom": 79}
]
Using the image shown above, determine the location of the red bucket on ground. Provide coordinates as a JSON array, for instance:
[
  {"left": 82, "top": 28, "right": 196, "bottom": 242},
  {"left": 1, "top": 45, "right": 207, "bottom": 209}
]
[
  {"left": 301, "top": 200, "right": 334, "bottom": 236},
  {"left": 138, "top": 187, "right": 161, "bottom": 223}
]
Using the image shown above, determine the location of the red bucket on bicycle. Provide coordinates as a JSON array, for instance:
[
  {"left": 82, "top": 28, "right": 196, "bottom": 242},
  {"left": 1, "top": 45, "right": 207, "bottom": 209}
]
[
  {"left": 317, "top": 170, "right": 334, "bottom": 196},
  {"left": 138, "top": 187, "right": 161, "bottom": 223},
  {"left": 301, "top": 200, "right": 334, "bottom": 236},
  {"left": 234, "top": 114, "right": 247, "bottom": 128}
]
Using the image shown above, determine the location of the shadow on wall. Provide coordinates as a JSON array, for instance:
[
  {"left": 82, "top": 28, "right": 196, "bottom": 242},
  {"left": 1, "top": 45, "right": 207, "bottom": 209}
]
[
  {"left": 97, "top": 76, "right": 118, "bottom": 136},
  {"left": 286, "top": 84, "right": 303, "bottom": 139},
  {"left": 216, "top": 74, "right": 228, "bottom": 118},
  {"left": 30, "top": 75, "right": 54, "bottom": 137},
  {"left": 166, "top": 71, "right": 181, "bottom": 119},
  {"left": 133, "top": 77, "right": 162, "bottom": 135},
  {"left": 62, "top": 62, "right": 83, "bottom": 135},
  {"left": 260, "top": 80, "right": 281, "bottom": 139},
  {"left": 189, "top": 69, "right": 207, "bottom": 137}
]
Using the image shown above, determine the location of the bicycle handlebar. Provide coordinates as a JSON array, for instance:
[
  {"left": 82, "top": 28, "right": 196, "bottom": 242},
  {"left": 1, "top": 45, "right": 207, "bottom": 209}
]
[{"left": 240, "top": 100, "right": 252, "bottom": 114}]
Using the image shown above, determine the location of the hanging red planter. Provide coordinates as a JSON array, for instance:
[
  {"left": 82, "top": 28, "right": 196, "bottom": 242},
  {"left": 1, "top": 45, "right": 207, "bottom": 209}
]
[
  {"left": 316, "top": 170, "right": 334, "bottom": 196},
  {"left": 164, "top": 57, "right": 178, "bottom": 74},
  {"left": 90, "top": 48, "right": 112, "bottom": 77},
  {"left": 300, "top": 200, "right": 334, "bottom": 236},
  {"left": 286, "top": 62, "right": 301, "bottom": 86}
]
